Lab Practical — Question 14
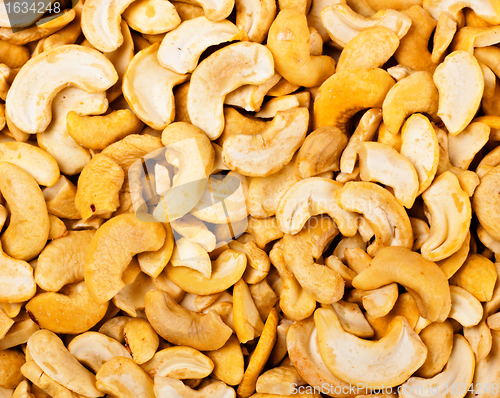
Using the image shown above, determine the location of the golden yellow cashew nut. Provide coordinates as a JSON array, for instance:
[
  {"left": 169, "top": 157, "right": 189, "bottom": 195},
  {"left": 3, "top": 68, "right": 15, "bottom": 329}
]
[
  {"left": 353, "top": 246, "right": 451, "bottom": 322},
  {"left": 0, "top": 162, "right": 50, "bottom": 261},
  {"left": 84, "top": 213, "right": 166, "bottom": 304},
  {"left": 267, "top": 9, "right": 336, "bottom": 88}
]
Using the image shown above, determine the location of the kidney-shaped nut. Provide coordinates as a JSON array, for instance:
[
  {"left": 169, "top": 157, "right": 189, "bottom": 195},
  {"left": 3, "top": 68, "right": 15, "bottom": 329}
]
[
  {"left": 295, "top": 126, "right": 348, "bottom": 178},
  {"left": 35, "top": 230, "right": 95, "bottom": 292},
  {"left": 142, "top": 346, "right": 214, "bottom": 379},
  {"left": 155, "top": 377, "right": 236, "bottom": 398},
  {"left": 450, "top": 253, "right": 497, "bottom": 302},
  {"left": 0, "top": 242, "right": 36, "bottom": 303},
  {"left": 164, "top": 249, "right": 247, "bottom": 295},
  {"left": 334, "top": 181, "right": 413, "bottom": 255},
  {"left": 170, "top": 237, "right": 212, "bottom": 279},
  {"left": 337, "top": 27, "right": 399, "bottom": 72},
  {"left": 96, "top": 356, "right": 154, "bottom": 398},
  {"left": 315, "top": 308, "right": 427, "bottom": 388},
  {"left": 449, "top": 285, "right": 483, "bottom": 327},
  {"left": 187, "top": 42, "right": 273, "bottom": 140},
  {"left": 124, "top": 317, "right": 159, "bottom": 365},
  {"left": 414, "top": 321, "right": 454, "bottom": 378},
  {"left": 448, "top": 122, "right": 490, "bottom": 170},
  {"left": 256, "top": 365, "right": 305, "bottom": 396},
  {"left": 222, "top": 108, "right": 308, "bottom": 177},
  {"left": 283, "top": 216, "right": 344, "bottom": 304},
  {"left": 0, "top": 162, "right": 50, "bottom": 261},
  {"left": 353, "top": 246, "right": 451, "bottom": 322},
  {"left": 314, "top": 68, "right": 394, "bottom": 133},
  {"left": 0, "top": 142, "right": 60, "bottom": 187},
  {"left": 122, "top": 0, "right": 181, "bottom": 35},
  {"left": 382, "top": 71, "right": 439, "bottom": 135},
  {"left": 400, "top": 334, "right": 474, "bottom": 398},
  {"left": 358, "top": 142, "right": 419, "bottom": 208},
  {"left": 6, "top": 45, "right": 117, "bottom": 134},
  {"left": 267, "top": 9, "right": 335, "bottom": 88},
  {"left": 75, "top": 154, "right": 125, "bottom": 221},
  {"left": 400, "top": 114, "right": 439, "bottom": 195},
  {"left": 0, "top": 349, "right": 25, "bottom": 389},
  {"left": 423, "top": 0, "right": 500, "bottom": 26},
  {"left": 67, "top": 109, "right": 143, "bottom": 150},
  {"left": 276, "top": 178, "right": 358, "bottom": 237},
  {"left": 421, "top": 171, "right": 471, "bottom": 262},
  {"left": 145, "top": 290, "right": 232, "bottom": 351},
  {"left": 123, "top": 43, "right": 189, "bottom": 130},
  {"left": 235, "top": 0, "right": 276, "bottom": 43},
  {"left": 158, "top": 17, "right": 244, "bottom": 74},
  {"left": 321, "top": 4, "right": 411, "bottom": 48},
  {"left": 81, "top": 0, "right": 139, "bottom": 52},
  {"left": 28, "top": 330, "right": 103, "bottom": 397},
  {"left": 85, "top": 213, "right": 166, "bottom": 304},
  {"left": 26, "top": 281, "right": 109, "bottom": 334},
  {"left": 67, "top": 331, "right": 131, "bottom": 373},
  {"left": 434, "top": 50, "right": 484, "bottom": 136},
  {"left": 233, "top": 278, "right": 265, "bottom": 344}
]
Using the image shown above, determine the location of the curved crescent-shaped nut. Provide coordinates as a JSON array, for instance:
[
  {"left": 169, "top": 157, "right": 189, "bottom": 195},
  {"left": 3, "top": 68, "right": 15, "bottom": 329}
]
[
  {"left": 352, "top": 246, "right": 451, "bottom": 322},
  {"left": 233, "top": 278, "right": 265, "bottom": 343},
  {"left": 37, "top": 87, "right": 106, "bottom": 176},
  {"left": 0, "top": 349, "right": 25, "bottom": 389},
  {"left": 321, "top": 4, "right": 411, "bottom": 48},
  {"left": 358, "top": 142, "right": 419, "bottom": 208},
  {"left": 82, "top": 0, "right": 138, "bottom": 52},
  {"left": 84, "top": 213, "right": 166, "bottom": 304},
  {"left": 170, "top": 238, "right": 212, "bottom": 279},
  {"left": 123, "top": 43, "right": 188, "bottom": 130},
  {"left": 235, "top": 0, "right": 276, "bottom": 43},
  {"left": 400, "top": 334, "right": 475, "bottom": 398},
  {"left": 0, "top": 162, "right": 49, "bottom": 261},
  {"left": 334, "top": 181, "right": 413, "bottom": 255},
  {"left": 400, "top": 114, "right": 439, "bottom": 195},
  {"left": 0, "top": 142, "right": 59, "bottom": 186},
  {"left": 314, "top": 68, "right": 394, "bottom": 132},
  {"left": 67, "top": 109, "right": 143, "bottom": 150},
  {"left": 145, "top": 290, "right": 233, "bottom": 351},
  {"left": 452, "top": 25, "right": 500, "bottom": 53},
  {"left": 382, "top": 71, "right": 439, "bottom": 134},
  {"left": 423, "top": 0, "right": 500, "bottom": 25},
  {"left": 267, "top": 9, "right": 335, "bottom": 88},
  {"left": 421, "top": 171, "right": 471, "bottom": 261},
  {"left": 35, "top": 230, "right": 95, "bottom": 292},
  {"left": 276, "top": 178, "right": 358, "bottom": 237},
  {"left": 205, "top": 335, "right": 244, "bottom": 386},
  {"left": 434, "top": 51, "right": 484, "bottom": 136},
  {"left": 295, "top": 126, "right": 348, "bottom": 178},
  {"left": 283, "top": 216, "right": 344, "bottom": 304},
  {"left": 26, "top": 281, "right": 109, "bottom": 334},
  {"left": 28, "top": 330, "right": 103, "bottom": 397},
  {"left": 187, "top": 42, "right": 274, "bottom": 140},
  {"left": 337, "top": 27, "right": 399, "bottom": 72},
  {"left": 449, "top": 285, "right": 483, "bottom": 327},
  {"left": 142, "top": 346, "right": 213, "bottom": 379},
  {"left": 75, "top": 154, "right": 125, "bottom": 221},
  {"left": 155, "top": 377, "right": 236, "bottom": 398},
  {"left": 158, "top": 17, "right": 244, "bottom": 74},
  {"left": 394, "top": 6, "right": 437, "bottom": 73},
  {"left": 225, "top": 73, "right": 282, "bottom": 113},
  {"left": 432, "top": 12, "right": 458, "bottom": 64},
  {"left": 473, "top": 165, "right": 500, "bottom": 242},
  {"left": 256, "top": 365, "right": 305, "bottom": 395},
  {"left": 68, "top": 331, "right": 131, "bottom": 373},
  {"left": 222, "top": 108, "right": 308, "bottom": 177},
  {"left": 122, "top": 0, "right": 181, "bottom": 34},
  {"left": 450, "top": 253, "right": 497, "bottom": 302},
  {"left": 315, "top": 308, "right": 427, "bottom": 388},
  {"left": 6, "top": 45, "right": 117, "bottom": 134},
  {"left": 96, "top": 357, "right": 154, "bottom": 398},
  {"left": 164, "top": 249, "right": 247, "bottom": 295},
  {"left": 0, "top": 245, "right": 36, "bottom": 303},
  {"left": 124, "top": 317, "right": 159, "bottom": 364},
  {"left": 286, "top": 318, "right": 356, "bottom": 398}
]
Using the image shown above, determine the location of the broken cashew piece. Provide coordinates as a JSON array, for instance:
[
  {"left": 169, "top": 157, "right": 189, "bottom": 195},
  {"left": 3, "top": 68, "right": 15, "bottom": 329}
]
[{"left": 6, "top": 45, "right": 117, "bottom": 134}]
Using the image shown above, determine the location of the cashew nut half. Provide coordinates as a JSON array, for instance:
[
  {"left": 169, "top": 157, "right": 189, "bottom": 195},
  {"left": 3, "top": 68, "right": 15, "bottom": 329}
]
[{"left": 6, "top": 45, "right": 117, "bottom": 134}]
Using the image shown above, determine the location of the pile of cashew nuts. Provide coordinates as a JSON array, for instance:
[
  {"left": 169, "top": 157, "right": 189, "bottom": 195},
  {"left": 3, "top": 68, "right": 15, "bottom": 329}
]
[{"left": 2, "top": 0, "right": 500, "bottom": 396}]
